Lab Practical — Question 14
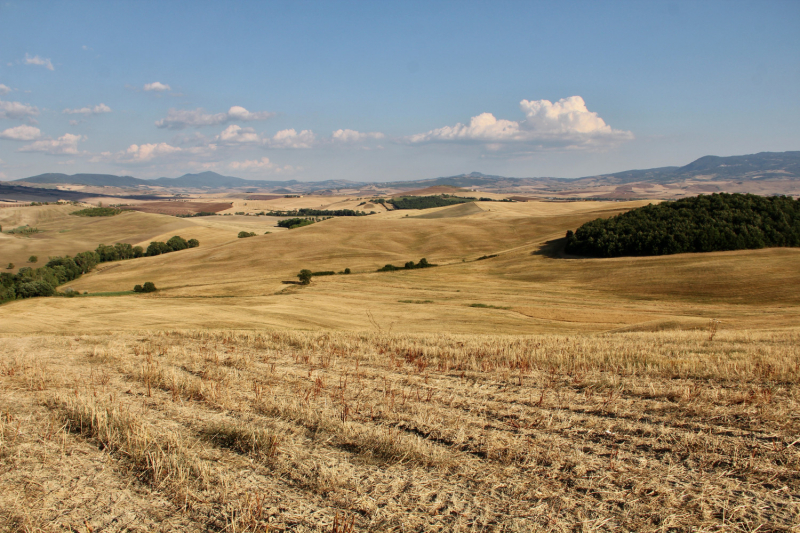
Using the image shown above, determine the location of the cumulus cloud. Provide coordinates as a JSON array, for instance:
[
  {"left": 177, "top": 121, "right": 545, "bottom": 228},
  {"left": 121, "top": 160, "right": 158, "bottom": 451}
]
[
  {"left": 24, "top": 54, "right": 54, "bottom": 71},
  {"left": 156, "top": 106, "right": 275, "bottom": 129},
  {"left": 144, "top": 81, "right": 171, "bottom": 92},
  {"left": 63, "top": 103, "right": 112, "bottom": 115},
  {"left": 0, "top": 84, "right": 11, "bottom": 95},
  {"left": 407, "top": 96, "right": 632, "bottom": 150},
  {"left": 0, "top": 99, "right": 39, "bottom": 120},
  {"left": 121, "top": 142, "right": 182, "bottom": 162},
  {"left": 331, "top": 129, "right": 385, "bottom": 143},
  {"left": 228, "top": 157, "right": 296, "bottom": 174},
  {"left": 19, "top": 133, "right": 83, "bottom": 155},
  {"left": 217, "top": 125, "right": 261, "bottom": 143},
  {"left": 265, "top": 128, "right": 315, "bottom": 149},
  {"left": 0, "top": 125, "right": 41, "bottom": 141}
]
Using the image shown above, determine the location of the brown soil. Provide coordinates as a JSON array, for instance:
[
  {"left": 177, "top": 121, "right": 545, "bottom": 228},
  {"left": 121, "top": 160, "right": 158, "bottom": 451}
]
[{"left": 121, "top": 201, "right": 232, "bottom": 216}]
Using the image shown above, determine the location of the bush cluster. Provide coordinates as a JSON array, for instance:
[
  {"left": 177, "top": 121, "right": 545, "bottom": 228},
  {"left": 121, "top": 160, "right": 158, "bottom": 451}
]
[
  {"left": 565, "top": 193, "right": 800, "bottom": 257},
  {"left": 388, "top": 195, "right": 474, "bottom": 210},
  {"left": 70, "top": 207, "right": 122, "bottom": 217},
  {"left": 277, "top": 218, "right": 315, "bottom": 229},
  {"left": 377, "top": 258, "right": 435, "bottom": 272},
  {"left": 133, "top": 282, "right": 157, "bottom": 293},
  {"left": 238, "top": 231, "right": 257, "bottom": 238},
  {"left": 0, "top": 235, "right": 198, "bottom": 303}
]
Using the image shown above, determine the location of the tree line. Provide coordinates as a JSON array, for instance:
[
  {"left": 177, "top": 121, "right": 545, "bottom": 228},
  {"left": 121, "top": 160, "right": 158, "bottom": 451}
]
[
  {"left": 0, "top": 235, "right": 198, "bottom": 302},
  {"left": 564, "top": 193, "right": 800, "bottom": 257}
]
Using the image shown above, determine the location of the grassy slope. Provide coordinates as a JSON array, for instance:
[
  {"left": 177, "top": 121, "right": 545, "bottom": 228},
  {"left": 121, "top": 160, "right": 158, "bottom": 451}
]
[{"left": 1, "top": 199, "right": 799, "bottom": 335}]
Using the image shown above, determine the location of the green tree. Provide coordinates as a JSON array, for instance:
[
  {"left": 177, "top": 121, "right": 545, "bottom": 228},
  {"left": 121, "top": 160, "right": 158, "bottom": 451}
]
[
  {"left": 133, "top": 284, "right": 143, "bottom": 293},
  {"left": 7, "top": 263, "right": 14, "bottom": 270},
  {"left": 142, "top": 282, "right": 157, "bottom": 293},
  {"left": 166, "top": 235, "right": 189, "bottom": 251},
  {"left": 298, "top": 269, "right": 313, "bottom": 285},
  {"left": 187, "top": 239, "right": 200, "bottom": 248},
  {"left": 28, "top": 255, "right": 38, "bottom": 263}
]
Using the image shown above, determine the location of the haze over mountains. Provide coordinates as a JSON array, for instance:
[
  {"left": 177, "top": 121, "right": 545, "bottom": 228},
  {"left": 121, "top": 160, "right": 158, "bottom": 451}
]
[{"left": 4, "top": 151, "right": 800, "bottom": 199}]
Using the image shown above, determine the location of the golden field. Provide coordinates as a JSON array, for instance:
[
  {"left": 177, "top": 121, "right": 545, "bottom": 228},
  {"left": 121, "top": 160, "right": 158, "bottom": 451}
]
[{"left": 1, "top": 197, "right": 800, "bottom": 531}]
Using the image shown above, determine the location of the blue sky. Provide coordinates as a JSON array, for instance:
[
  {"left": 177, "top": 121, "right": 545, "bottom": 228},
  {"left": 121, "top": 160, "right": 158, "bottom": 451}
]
[{"left": 0, "top": 0, "right": 798, "bottom": 182}]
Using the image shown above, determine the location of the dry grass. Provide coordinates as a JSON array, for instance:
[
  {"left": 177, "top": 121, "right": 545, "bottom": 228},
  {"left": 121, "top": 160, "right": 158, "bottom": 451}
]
[{"left": 1, "top": 328, "right": 798, "bottom": 531}]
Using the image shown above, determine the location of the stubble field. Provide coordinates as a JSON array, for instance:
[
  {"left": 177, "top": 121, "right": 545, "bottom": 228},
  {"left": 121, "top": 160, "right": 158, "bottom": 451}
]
[{"left": 1, "top": 197, "right": 799, "bottom": 531}]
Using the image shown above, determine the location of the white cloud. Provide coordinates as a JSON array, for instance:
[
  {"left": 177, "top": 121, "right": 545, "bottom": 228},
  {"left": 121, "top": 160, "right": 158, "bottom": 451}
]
[
  {"left": 156, "top": 106, "right": 275, "bottom": 129},
  {"left": 24, "top": 54, "right": 54, "bottom": 71},
  {"left": 62, "top": 103, "right": 112, "bottom": 115},
  {"left": 228, "top": 157, "right": 296, "bottom": 174},
  {"left": 407, "top": 96, "right": 632, "bottom": 150},
  {"left": 0, "top": 125, "right": 41, "bottom": 141},
  {"left": 144, "top": 81, "right": 171, "bottom": 92},
  {"left": 217, "top": 125, "right": 261, "bottom": 143},
  {"left": 0, "top": 84, "right": 11, "bottom": 95},
  {"left": 19, "top": 133, "right": 83, "bottom": 155},
  {"left": 265, "top": 128, "right": 315, "bottom": 149},
  {"left": 331, "top": 129, "right": 385, "bottom": 143},
  {"left": 122, "top": 142, "right": 182, "bottom": 162},
  {"left": 0, "top": 99, "right": 39, "bottom": 120}
]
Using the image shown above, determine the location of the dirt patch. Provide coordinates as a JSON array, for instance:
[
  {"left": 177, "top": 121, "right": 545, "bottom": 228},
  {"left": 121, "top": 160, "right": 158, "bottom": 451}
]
[
  {"left": 121, "top": 201, "right": 232, "bottom": 216},
  {"left": 245, "top": 195, "right": 284, "bottom": 201}
]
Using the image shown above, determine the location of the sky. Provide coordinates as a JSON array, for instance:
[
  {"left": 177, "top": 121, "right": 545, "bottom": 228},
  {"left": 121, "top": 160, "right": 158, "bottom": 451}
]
[{"left": 0, "top": 0, "right": 798, "bottom": 182}]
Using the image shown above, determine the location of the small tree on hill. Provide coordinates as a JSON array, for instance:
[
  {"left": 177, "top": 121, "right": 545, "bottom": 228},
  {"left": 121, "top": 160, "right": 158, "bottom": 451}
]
[
  {"left": 28, "top": 256, "right": 38, "bottom": 263},
  {"left": 142, "top": 282, "right": 157, "bottom": 293},
  {"left": 298, "top": 269, "right": 312, "bottom": 285},
  {"left": 133, "top": 284, "right": 143, "bottom": 293}
]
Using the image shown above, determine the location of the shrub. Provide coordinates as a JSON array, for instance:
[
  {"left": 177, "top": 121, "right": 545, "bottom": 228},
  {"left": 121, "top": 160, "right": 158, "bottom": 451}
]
[
  {"left": 70, "top": 207, "right": 122, "bottom": 217},
  {"left": 6, "top": 263, "right": 14, "bottom": 270},
  {"left": 344, "top": 268, "right": 351, "bottom": 274},
  {"left": 311, "top": 271, "right": 335, "bottom": 276},
  {"left": 28, "top": 256, "right": 38, "bottom": 263},
  {"left": 377, "top": 258, "right": 435, "bottom": 272},
  {"left": 297, "top": 269, "right": 313, "bottom": 285},
  {"left": 187, "top": 239, "right": 200, "bottom": 248},
  {"left": 277, "top": 218, "right": 315, "bottom": 229},
  {"left": 238, "top": 231, "right": 257, "bottom": 238},
  {"left": 133, "top": 284, "right": 143, "bottom": 293},
  {"left": 166, "top": 236, "right": 189, "bottom": 251},
  {"left": 142, "top": 282, "right": 157, "bottom": 293}
]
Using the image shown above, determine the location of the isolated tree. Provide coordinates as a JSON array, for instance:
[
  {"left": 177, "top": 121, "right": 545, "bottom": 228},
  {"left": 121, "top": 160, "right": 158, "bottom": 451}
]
[
  {"left": 133, "top": 284, "right": 143, "bottom": 293},
  {"left": 142, "top": 282, "right": 157, "bottom": 293},
  {"left": 344, "top": 268, "right": 351, "bottom": 274},
  {"left": 298, "top": 269, "right": 313, "bottom": 285},
  {"left": 28, "top": 256, "right": 38, "bottom": 263},
  {"left": 187, "top": 239, "right": 200, "bottom": 248}
]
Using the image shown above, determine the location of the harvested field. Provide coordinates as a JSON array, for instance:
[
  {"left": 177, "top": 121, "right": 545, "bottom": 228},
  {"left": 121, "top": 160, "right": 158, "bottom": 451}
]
[
  {"left": 121, "top": 201, "right": 232, "bottom": 216},
  {"left": 246, "top": 195, "right": 285, "bottom": 201},
  {"left": 393, "top": 186, "right": 469, "bottom": 196},
  {"left": 1, "top": 329, "right": 798, "bottom": 531}
]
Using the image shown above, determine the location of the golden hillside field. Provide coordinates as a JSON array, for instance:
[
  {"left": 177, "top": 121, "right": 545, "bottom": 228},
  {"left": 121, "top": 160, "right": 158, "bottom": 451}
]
[
  {"left": 2, "top": 197, "right": 799, "bottom": 531},
  {"left": 1, "top": 329, "right": 798, "bottom": 531}
]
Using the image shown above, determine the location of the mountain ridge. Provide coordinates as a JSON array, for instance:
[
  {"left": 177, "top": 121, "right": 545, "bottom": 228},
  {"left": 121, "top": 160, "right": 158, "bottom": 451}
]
[{"left": 8, "top": 150, "right": 800, "bottom": 192}]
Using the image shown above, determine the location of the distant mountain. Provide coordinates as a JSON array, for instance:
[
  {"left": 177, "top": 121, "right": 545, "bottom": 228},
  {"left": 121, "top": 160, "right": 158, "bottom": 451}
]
[
  {"left": 577, "top": 151, "right": 800, "bottom": 184},
  {"left": 9, "top": 150, "right": 800, "bottom": 194},
  {"left": 151, "top": 171, "right": 297, "bottom": 188},
  {"left": 17, "top": 173, "right": 147, "bottom": 188}
]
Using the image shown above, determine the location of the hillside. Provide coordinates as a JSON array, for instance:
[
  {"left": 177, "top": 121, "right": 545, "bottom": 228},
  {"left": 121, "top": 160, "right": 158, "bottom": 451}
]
[
  {"left": 7, "top": 151, "right": 800, "bottom": 199},
  {"left": 566, "top": 193, "right": 800, "bottom": 257}
]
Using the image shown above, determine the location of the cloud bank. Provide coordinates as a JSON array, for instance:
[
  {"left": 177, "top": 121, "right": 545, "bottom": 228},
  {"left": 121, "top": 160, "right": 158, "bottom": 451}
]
[
  {"left": 63, "top": 103, "right": 112, "bottom": 115},
  {"left": 0, "top": 125, "right": 41, "bottom": 141},
  {"left": 0, "top": 99, "right": 39, "bottom": 120},
  {"left": 156, "top": 106, "right": 275, "bottom": 129},
  {"left": 0, "top": 84, "right": 11, "bottom": 95},
  {"left": 19, "top": 133, "right": 83, "bottom": 155},
  {"left": 406, "top": 96, "right": 632, "bottom": 150}
]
